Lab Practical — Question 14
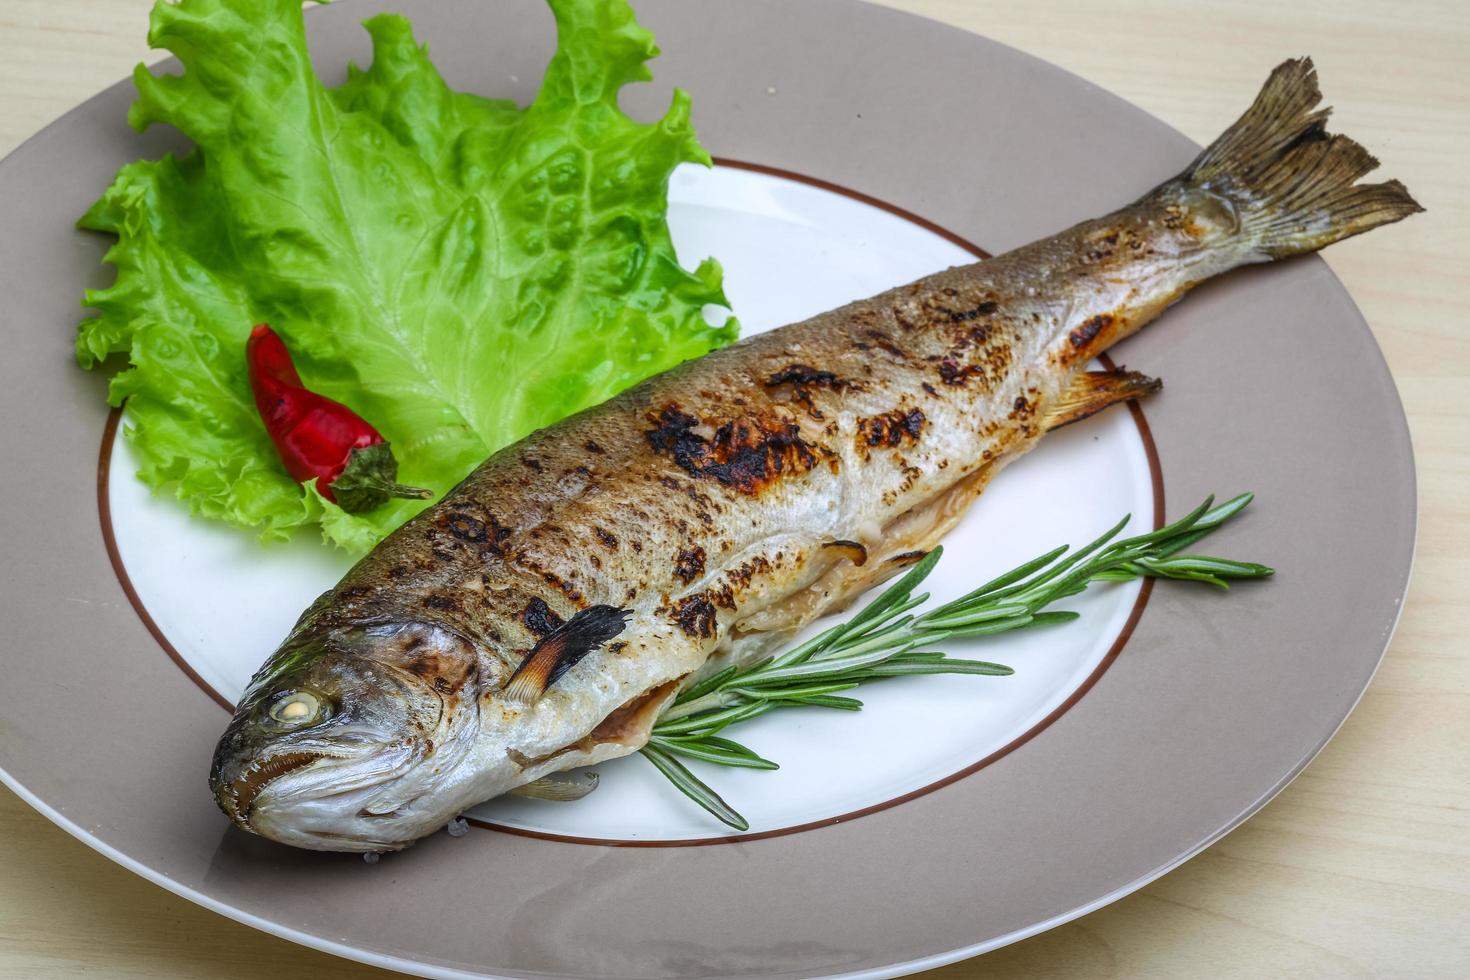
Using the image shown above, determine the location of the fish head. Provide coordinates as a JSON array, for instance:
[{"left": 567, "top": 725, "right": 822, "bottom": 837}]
[{"left": 209, "top": 620, "right": 484, "bottom": 852}]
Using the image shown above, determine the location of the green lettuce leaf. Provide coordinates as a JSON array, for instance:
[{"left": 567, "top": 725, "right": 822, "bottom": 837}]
[{"left": 78, "top": 0, "right": 736, "bottom": 551}]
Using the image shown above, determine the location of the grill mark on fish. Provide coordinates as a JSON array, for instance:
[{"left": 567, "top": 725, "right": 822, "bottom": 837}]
[
  {"left": 521, "top": 597, "right": 564, "bottom": 638},
  {"left": 764, "top": 364, "right": 851, "bottom": 390},
  {"left": 856, "top": 408, "right": 926, "bottom": 453},
  {"left": 725, "top": 555, "right": 772, "bottom": 590},
  {"left": 670, "top": 592, "right": 719, "bottom": 638},
  {"left": 644, "top": 404, "right": 833, "bottom": 494},
  {"left": 444, "top": 513, "right": 487, "bottom": 542},
  {"left": 435, "top": 509, "right": 512, "bottom": 552},
  {"left": 948, "top": 300, "right": 998, "bottom": 322},
  {"left": 937, "top": 359, "right": 980, "bottom": 386},
  {"left": 673, "top": 546, "right": 706, "bottom": 585},
  {"left": 1070, "top": 314, "right": 1113, "bottom": 349},
  {"left": 763, "top": 364, "right": 856, "bottom": 420},
  {"left": 953, "top": 324, "right": 994, "bottom": 350}
]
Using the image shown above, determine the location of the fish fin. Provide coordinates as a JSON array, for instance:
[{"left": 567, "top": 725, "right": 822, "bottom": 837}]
[
  {"left": 509, "top": 771, "right": 600, "bottom": 802},
  {"left": 1182, "top": 57, "right": 1422, "bottom": 257},
  {"left": 502, "top": 605, "right": 630, "bottom": 703},
  {"left": 1043, "top": 368, "right": 1161, "bottom": 431}
]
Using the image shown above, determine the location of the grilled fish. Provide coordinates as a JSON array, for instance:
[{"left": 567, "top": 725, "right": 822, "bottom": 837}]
[{"left": 210, "top": 59, "right": 1419, "bottom": 851}]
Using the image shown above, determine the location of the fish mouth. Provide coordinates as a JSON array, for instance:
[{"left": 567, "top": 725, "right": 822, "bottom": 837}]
[{"left": 218, "top": 751, "right": 324, "bottom": 829}]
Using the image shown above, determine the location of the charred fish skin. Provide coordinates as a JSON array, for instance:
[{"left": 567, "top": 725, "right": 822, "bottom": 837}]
[{"left": 210, "top": 59, "right": 1419, "bottom": 851}]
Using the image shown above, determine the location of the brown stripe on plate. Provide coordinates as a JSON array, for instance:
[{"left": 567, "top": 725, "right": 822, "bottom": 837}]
[
  {"left": 714, "top": 157, "right": 995, "bottom": 260},
  {"left": 95, "top": 158, "right": 1163, "bottom": 847},
  {"left": 98, "top": 407, "right": 236, "bottom": 713}
]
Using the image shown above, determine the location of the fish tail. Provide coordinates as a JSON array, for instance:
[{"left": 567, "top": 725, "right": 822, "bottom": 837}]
[{"left": 1181, "top": 57, "right": 1422, "bottom": 257}]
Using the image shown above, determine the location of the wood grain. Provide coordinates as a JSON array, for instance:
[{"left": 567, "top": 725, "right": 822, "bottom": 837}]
[{"left": 2, "top": 0, "right": 1466, "bottom": 977}]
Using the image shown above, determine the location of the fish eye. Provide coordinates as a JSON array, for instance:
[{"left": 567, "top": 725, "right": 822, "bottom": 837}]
[{"left": 268, "top": 691, "right": 324, "bottom": 728}]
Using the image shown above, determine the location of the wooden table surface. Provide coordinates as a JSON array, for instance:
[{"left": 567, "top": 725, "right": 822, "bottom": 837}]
[{"left": 2, "top": 0, "right": 1466, "bottom": 977}]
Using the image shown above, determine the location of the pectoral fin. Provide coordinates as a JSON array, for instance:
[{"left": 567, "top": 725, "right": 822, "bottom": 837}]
[
  {"left": 503, "top": 605, "right": 630, "bottom": 703},
  {"left": 1043, "top": 368, "right": 1161, "bottom": 431}
]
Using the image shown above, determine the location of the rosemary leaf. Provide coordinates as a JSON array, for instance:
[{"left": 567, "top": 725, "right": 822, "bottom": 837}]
[
  {"left": 860, "top": 660, "right": 1015, "bottom": 677},
  {"left": 640, "top": 746, "right": 749, "bottom": 831},
  {"left": 653, "top": 700, "right": 767, "bottom": 736},
  {"left": 915, "top": 601, "right": 1032, "bottom": 630},
  {"left": 778, "top": 694, "right": 864, "bottom": 710},
  {"left": 648, "top": 736, "right": 780, "bottom": 770},
  {"left": 726, "top": 681, "right": 862, "bottom": 700}
]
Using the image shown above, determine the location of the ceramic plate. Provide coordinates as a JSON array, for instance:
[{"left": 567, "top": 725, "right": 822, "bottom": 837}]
[{"left": 0, "top": 1, "right": 1414, "bottom": 977}]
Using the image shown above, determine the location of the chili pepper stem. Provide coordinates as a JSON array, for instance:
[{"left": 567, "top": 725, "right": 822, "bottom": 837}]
[
  {"left": 328, "top": 443, "right": 433, "bottom": 513},
  {"left": 247, "top": 324, "right": 434, "bottom": 515}
]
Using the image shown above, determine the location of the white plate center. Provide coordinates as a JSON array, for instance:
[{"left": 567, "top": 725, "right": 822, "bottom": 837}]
[{"left": 108, "top": 162, "right": 1154, "bottom": 842}]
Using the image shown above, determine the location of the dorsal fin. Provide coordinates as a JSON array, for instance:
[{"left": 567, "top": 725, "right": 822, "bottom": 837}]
[
  {"left": 502, "top": 605, "right": 630, "bottom": 703},
  {"left": 1043, "top": 368, "right": 1161, "bottom": 431}
]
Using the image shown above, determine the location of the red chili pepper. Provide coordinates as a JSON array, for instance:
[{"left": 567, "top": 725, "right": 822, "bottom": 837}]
[{"left": 246, "top": 324, "right": 432, "bottom": 513}]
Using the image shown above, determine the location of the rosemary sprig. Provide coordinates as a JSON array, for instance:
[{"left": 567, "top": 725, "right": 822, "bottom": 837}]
[{"left": 639, "top": 493, "right": 1272, "bottom": 830}]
